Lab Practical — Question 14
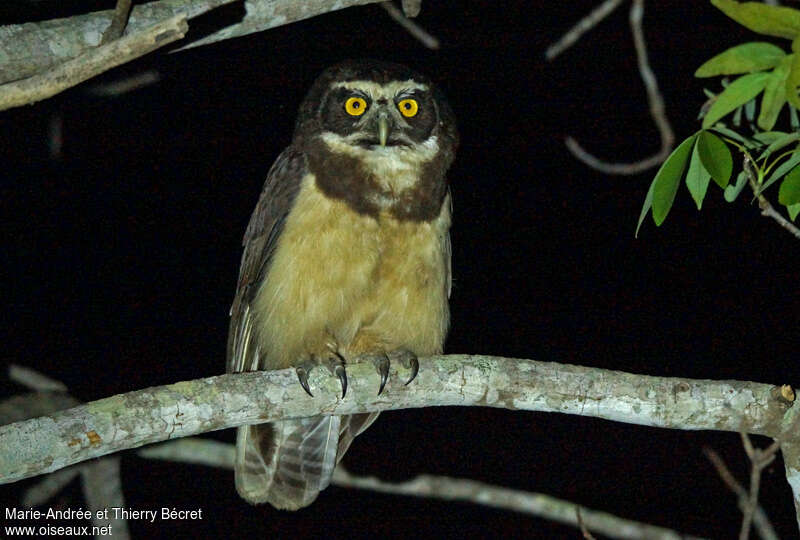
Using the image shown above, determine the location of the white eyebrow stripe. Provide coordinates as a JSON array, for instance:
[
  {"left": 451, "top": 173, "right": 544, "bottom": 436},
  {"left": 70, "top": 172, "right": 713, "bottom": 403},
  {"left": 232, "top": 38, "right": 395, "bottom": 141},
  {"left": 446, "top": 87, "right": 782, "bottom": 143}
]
[{"left": 331, "top": 80, "right": 428, "bottom": 98}]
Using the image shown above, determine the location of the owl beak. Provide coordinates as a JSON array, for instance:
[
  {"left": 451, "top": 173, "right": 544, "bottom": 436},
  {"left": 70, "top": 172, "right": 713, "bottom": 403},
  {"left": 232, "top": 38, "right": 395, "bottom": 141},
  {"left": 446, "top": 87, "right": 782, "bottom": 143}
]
[{"left": 377, "top": 111, "right": 390, "bottom": 147}]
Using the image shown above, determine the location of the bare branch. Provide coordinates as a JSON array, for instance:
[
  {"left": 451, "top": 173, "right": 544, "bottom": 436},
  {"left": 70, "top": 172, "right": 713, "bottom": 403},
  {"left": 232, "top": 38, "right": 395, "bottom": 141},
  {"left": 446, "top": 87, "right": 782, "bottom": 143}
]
[
  {"left": 742, "top": 156, "right": 800, "bottom": 240},
  {"left": 738, "top": 433, "right": 782, "bottom": 540},
  {"left": 142, "top": 438, "right": 706, "bottom": 540},
  {"left": 21, "top": 467, "right": 82, "bottom": 507},
  {"left": 563, "top": 0, "right": 674, "bottom": 175},
  {"left": 9, "top": 364, "right": 67, "bottom": 392},
  {"left": 100, "top": 0, "right": 133, "bottom": 45},
  {"left": 703, "top": 447, "right": 778, "bottom": 540},
  {"left": 81, "top": 458, "right": 130, "bottom": 538},
  {"left": 0, "top": 355, "right": 795, "bottom": 485},
  {"left": 0, "top": 14, "right": 188, "bottom": 111},
  {"left": 87, "top": 70, "right": 161, "bottom": 97},
  {"left": 401, "top": 0, "right": 422, "bottom": 18},
  {"left": 381, "top": 2, "right": 439, "bottom": 49},
  {"left": 545, "top": 0, "right": 625, "bottom": 60}
]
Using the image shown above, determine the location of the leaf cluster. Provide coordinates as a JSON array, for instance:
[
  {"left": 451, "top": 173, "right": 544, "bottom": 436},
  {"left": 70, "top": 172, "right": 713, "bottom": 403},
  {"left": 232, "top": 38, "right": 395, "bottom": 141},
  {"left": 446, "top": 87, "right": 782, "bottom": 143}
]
[{"left": 638, "top": 0, "right": 800, "bottom": 235}]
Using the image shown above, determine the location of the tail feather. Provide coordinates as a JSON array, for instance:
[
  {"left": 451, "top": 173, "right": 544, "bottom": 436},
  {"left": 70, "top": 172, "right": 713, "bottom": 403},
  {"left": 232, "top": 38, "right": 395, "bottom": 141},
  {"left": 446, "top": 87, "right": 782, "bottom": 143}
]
[{"left": 235, "top": 416, "right": 341, "bottom": 510}]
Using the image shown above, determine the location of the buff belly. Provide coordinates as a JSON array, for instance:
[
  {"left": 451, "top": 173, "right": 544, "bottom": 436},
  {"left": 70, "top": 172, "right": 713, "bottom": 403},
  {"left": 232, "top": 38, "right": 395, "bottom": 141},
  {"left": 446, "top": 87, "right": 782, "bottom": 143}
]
[{"left": 252, "top": 173, "right": 451, "bottom": 369}]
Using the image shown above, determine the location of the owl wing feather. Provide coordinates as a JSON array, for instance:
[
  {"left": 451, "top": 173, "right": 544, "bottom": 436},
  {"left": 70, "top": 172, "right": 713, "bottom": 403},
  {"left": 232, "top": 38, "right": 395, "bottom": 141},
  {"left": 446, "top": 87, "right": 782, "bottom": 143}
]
[{"left": 227, "top": 145, "right": 307, "bottom": 374}]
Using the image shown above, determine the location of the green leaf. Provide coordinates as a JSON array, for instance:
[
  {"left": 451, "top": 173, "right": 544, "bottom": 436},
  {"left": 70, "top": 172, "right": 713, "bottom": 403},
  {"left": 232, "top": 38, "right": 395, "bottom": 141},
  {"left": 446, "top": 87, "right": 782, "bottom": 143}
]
[
  {"left": 788, "top": 203, "right": 800, "bottom": 220},
  {"left": 697, "top": 131, "right": 733, "bottom": 188},
  {"left": 709, "top": 125, "right": 759, "bottom": 148},
  {"left": 757, "top": 131, "right": 799, "bottom": 161},
  {"left": 696, "top": 42, "right": 786, "bottom": 77},
  {"left": 724, "top": 171, "right": 748, "bottom": 202},
  {"left": 635, "top": 180, "right": 655, "bottom": 238},
  {"left": 753, "top": 130, "right": 791, "bottom": 144},
  {"left": 746, "top": 97, "right": 758, "bottom": 122},
  {"left": 711, "top": 0, "right": 800, "bottom": 39},
  {"left": 652, "top": 135, "right": 698, "bottom": 226},
  {"left": 685, "top": 139, "right": 712, "bottom": 210},
  {"left": 703, "top": 72, "right": 771, "bottom": 128},
  {"left": 761, "top": 151, "right": 800, "bottom": 194},
  {"left": 778, "top": 165, "right": 800, "bottom": 204},
  {"left": 758, "top": 56, "right": 792, "bottom": 130},
  {"left": 786, "top": 50, "right": 800, "bottom": 108}
]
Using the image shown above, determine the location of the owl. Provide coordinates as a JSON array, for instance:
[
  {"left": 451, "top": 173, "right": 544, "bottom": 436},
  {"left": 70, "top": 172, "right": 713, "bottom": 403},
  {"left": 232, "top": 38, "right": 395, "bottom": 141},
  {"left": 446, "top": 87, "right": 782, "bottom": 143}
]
[{"left": 227, "top": 59, "right": 458, "bottom": 510}]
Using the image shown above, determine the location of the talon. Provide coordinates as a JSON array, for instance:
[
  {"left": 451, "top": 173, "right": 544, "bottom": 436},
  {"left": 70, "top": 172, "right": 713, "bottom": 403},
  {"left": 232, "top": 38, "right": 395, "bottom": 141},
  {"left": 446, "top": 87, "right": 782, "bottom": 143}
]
[
  {"left": 373, "top": 354, "right": 390, "bottom": 396},
  {"left": 296, "top": 366, "right": 313, "bottom": 397},
  {"left": 334, "top": 364, "right": 348, "bottom": 399},
  {"left": 405, "top": 356, "right": 419, "bottom": 386}
]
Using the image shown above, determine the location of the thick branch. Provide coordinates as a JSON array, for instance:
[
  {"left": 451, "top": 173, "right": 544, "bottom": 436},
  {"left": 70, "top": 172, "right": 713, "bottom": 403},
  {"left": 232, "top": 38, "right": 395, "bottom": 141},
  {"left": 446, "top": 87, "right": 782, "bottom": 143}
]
[
  {"left": 0, "top": 15, "right": 188, "bottom": 112},
  {"left": 0, "top": 355, "right": 794, "bottom": 485},
  {"left": 0, "top": 0, "right": 382, "bottom": 85}
]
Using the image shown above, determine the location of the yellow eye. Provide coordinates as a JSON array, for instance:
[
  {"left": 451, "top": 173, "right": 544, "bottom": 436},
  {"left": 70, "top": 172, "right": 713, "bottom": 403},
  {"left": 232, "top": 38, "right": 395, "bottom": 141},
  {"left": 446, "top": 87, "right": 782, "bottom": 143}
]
[
  {"left": 397, "top": 98, "right": 418, "bottom": 118},
  {"left": 345, "top": 96, "right": 367, "bottom": 116}
]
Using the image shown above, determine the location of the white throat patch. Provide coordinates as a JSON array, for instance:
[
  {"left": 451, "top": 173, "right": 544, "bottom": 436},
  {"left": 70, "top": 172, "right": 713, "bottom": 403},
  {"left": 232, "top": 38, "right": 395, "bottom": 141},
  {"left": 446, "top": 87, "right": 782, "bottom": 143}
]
[{"left": 320, "top": 132, "right": 440, "bottom": 196}]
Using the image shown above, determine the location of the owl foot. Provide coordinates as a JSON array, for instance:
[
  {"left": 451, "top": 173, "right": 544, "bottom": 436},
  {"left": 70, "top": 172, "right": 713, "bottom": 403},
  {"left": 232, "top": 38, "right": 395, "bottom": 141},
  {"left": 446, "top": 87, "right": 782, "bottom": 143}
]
[
  {"left": 363, "top": 349, "right": 419, "bottom": 396},
  {"left": 295, "top": 353, "right": 348, "bottom": 399},
  {"left": 391, "top": 349, "right": 419, "bottom": 386}
]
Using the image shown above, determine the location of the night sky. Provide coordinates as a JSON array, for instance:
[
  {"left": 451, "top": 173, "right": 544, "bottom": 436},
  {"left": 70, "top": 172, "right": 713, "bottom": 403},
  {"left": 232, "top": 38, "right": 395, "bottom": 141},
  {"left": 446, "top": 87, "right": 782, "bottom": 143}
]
[{"left": 2, "top": 1, "right": 799, "bottom": 537}]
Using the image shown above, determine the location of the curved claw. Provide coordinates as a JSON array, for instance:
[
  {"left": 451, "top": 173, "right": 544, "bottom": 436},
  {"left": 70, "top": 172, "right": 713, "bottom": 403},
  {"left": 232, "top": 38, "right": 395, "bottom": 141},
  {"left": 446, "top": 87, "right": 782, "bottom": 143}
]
[
  {"left": 334, "top": 364, "right": 348, "bottom": 399},
  {"left": 296, "top": 366, "right": 313, "bottom": 397},
  {"left": 404, "top": 356, "right": 419, "bottom": 386},
  {"left": 374, "top": 354, "right": 390, "bottom": 396}
]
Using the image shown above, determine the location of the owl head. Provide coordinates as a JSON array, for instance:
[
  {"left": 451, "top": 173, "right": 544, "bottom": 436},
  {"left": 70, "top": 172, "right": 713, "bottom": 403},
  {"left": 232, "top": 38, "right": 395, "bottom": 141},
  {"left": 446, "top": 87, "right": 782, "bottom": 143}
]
[
  {"left": 294, "top": 60, "right": 458, "bottom": 222},
  {"left": 294, "top": 59, "right": 458, "bottom": 159}
]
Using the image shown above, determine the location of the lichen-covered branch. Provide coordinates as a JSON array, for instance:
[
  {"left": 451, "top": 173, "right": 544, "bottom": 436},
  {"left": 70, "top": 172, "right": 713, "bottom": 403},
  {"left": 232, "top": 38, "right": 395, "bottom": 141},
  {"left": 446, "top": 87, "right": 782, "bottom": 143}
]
[
  {"left": 0, "top": 355, "right": 795, "bottom": 487},
  {"left": 0, "top": 15, "right": 188, "bottom": 112},
  {"left": 0, "top": 0, "right": 383, "bottom": 85}
]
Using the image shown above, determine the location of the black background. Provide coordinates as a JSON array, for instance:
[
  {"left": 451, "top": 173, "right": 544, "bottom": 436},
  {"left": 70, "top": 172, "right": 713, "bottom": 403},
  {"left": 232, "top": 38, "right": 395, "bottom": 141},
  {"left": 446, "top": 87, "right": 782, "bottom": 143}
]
[{"left": 2, "top": 1, "right": 799, "bottom": 538}]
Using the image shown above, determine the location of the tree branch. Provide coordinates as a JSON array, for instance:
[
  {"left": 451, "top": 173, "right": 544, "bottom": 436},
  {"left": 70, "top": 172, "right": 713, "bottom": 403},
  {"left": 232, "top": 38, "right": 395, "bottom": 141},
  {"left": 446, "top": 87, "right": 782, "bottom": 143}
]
[
  {"left": 381, "top": 1, "right": 439, "bottom": 49},
  {"left": 0, "top": 0, "right": 384, "bottom": 86},
  {"left": 0, "top": 355, "right": 795, "bottom": 486},
  {"left": 140, "top": 438, "right": 705, "bottom": 540},
  {"left": 0, "top": 14, "right": 188, "bottom": 111}
]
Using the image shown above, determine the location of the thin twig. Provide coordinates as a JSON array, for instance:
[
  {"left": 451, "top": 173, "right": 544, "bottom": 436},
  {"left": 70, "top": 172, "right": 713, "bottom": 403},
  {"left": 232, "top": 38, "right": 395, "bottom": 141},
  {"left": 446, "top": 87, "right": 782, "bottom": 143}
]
[
  {"left": 703, "top": 447, "right": 779, "bottom": 540},
  {"left": 564, "top": 0, "right": 674, "bottom": 175},
  {"left": 100, "top": 0, "right": 133, "bottom": 45},
  {"left": 739, "top": 433, "right": 781, "bottom": 540},
  {"left": 545, "top": 0, "right": 626, "bottom": 60},
  {"left": 381, "top": 2, "right": 439, "bottom": 49},
  {"left": 0, "top": 14, "right": 188, "bottom": 111},
  {"left": 401, "top": 0, "right": 421, "bottom": 18},
  {"left": 743, "top": 155, "right": 800, "bottom": 240},
  {"left": 9, "top": 364, "right": 67, "bottom": 392}
]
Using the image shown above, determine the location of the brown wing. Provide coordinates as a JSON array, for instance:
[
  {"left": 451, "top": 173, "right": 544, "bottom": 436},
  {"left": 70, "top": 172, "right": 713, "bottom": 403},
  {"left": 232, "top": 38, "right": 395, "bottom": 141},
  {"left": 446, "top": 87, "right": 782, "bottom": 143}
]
[{"left": 227, "top": 146, "right": 307, "bottom": 374}]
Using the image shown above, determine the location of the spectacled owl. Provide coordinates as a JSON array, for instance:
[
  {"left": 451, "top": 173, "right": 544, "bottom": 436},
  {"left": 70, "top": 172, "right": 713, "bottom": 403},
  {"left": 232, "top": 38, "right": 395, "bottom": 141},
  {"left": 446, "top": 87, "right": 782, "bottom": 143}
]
[{"left": 227, "top": 59, "right": 458, "bottom": 510}]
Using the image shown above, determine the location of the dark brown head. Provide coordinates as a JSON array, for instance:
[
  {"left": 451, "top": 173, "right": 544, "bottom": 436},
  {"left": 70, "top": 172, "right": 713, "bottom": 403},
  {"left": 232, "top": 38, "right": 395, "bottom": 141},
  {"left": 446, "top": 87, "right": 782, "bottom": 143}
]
[{"left": 293, "top": 60, "right": 458, "bottom": 221}]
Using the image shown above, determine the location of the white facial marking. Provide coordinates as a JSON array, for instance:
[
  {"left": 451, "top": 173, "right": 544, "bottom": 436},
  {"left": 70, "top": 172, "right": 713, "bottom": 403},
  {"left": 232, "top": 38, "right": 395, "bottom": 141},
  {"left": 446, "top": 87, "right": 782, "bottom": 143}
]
[{"left": 331, "top": 80, "right": 428, "bottom": 99}]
